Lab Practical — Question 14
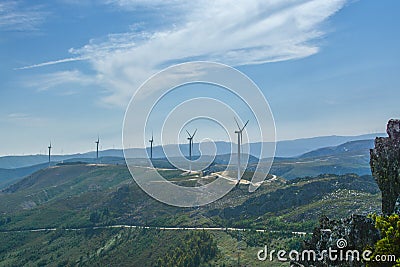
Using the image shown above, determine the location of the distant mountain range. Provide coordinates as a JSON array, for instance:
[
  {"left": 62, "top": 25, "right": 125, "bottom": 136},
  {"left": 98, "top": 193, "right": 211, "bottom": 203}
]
[
  {"left": 273, "top": 133, "right": 383, "bottom": 157},
  {"left": 264, "top": 139, "right": 375, "bottom": 179},
  {"left": 0, "top": 133, "right": 385, "bottom": 169},
  {"left": 298, "top": 139, "right": 375, "bottom": 159},
  {"left": 0, "top": 133, "right": 385, "bottom": 189}
]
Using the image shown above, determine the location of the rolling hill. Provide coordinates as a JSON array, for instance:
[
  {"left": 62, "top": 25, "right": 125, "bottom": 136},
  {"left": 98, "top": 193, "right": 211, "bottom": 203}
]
[
  {"left": 0, "top": 163, "right": 381, "bottom": 266},
  {"left": 298, "top": 139, "right": 374, "bottom": 158},
  {"left": 0, "top": 162, "right": 57, "bottom": 189},
  {"left": 0, "top": 137, "right": 380, "bottom": 190}
]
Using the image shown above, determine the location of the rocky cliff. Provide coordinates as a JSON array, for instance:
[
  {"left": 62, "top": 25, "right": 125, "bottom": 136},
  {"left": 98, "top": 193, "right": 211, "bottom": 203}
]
[
  {"left": 293, "top": 215, "right": 380, "bottom": 267},
  {"left": 294, "top": 120, "right": 400, "bottom": 267},
  {"left": 370, "top": 119, "right": 400, "bottom": 215}
]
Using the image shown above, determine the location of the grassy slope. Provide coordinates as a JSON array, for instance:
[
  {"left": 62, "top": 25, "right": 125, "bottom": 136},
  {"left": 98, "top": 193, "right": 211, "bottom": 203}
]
[{"left": 0, "top": 164, "right": 382, "bottom": 266}]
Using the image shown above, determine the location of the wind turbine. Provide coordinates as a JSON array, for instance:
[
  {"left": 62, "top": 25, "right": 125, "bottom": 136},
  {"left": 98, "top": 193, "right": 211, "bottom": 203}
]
[
  {"left": 48, "top": 142, "right": 52, "bottom": 167},
  {"left": 186, "top": 129, "right": 197, "bottom": 172},
  {"left": 95, "top": 136, "right": 100, "bottom": 162},
  {"left": 234, "top": 118, "right": 249, "bottom": 183},
  {"left": 149, "top": 133, "right": 154, "bottom": 160}
]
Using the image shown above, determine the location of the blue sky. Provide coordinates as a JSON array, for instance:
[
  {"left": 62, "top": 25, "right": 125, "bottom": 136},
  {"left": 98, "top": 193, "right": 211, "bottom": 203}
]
[{"left": 0, "top": 0, "right": 399, "bottom": 156}]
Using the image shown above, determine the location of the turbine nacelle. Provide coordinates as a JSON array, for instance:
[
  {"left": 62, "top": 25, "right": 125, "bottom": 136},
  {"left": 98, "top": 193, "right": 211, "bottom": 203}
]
[
  {"left": 186, "top": 129, "right": 197, "bottom": 139},
  {"left": 234, "top": 118, "right": 249, "bottom": 133}
]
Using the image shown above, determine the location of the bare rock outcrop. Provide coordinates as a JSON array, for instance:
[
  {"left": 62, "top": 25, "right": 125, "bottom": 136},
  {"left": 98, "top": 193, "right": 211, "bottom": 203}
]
[
  {"left": 293, "top": 215, "right": 380, "bottom": 267},
  {"left": 370, "top": 119, "right": 400, "bottom": 215},
  {"left": 293, "top": 120, "right": 400, "bottom": 267}
]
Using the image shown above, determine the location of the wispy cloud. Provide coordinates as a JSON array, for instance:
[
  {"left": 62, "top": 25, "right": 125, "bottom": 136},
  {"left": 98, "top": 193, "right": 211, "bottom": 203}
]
[
  {"left": 0, "top": 1, "right": 47, "bottom": 31},
  {"left": 103, "top": 0, "right": 186, "bottom": 9},
  {"left": 23, "top": 70, "right": 97, "bottom": 91},
  {"left": 22, "top": 0, "right": 348, "bottom": 107},
  {"left": 7, "top": 112, "right": 29, "bottom": 119},
  {"left": 15, "top": 57, "right": 87, "bottom": 70},
  {"left": 2, "top": 112, "right": 47, "bottom": 127}
]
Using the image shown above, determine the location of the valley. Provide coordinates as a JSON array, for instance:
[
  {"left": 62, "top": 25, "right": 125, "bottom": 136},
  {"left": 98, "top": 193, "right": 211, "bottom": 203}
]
[{"left": 0, "top": 155, "right": 381, "bottom": 266}]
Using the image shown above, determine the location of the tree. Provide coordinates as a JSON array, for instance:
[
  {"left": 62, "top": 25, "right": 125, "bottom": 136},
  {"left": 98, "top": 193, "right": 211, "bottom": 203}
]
[{"left": 368, "top": 214, "right": 400, "bottom": 267}]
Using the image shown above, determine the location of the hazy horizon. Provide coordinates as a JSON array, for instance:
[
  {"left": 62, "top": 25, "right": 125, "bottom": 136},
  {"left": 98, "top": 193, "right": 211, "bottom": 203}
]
[{"left": 0, "top": 131, "right": 386, "bottom": 157}]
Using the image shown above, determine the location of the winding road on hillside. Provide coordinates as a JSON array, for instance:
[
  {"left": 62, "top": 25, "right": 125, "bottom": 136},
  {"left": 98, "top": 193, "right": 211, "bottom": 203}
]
[{"left": 0, "top": 224, "right": 310, "bottom": 236}]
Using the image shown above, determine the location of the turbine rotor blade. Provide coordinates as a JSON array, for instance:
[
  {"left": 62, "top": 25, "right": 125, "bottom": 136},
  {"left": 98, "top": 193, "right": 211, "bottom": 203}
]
[
  {"left": 186, "top": 130, "right": 191, "bottom": 137},
  {"left": 192, "top": 129, "right": 197, "bottom": 137},
  {"left": 234, "top": 117, "right": 241, "bottom": 130},
  {"left": 241, "top": 120, "right": 249, "bottom": 131}
]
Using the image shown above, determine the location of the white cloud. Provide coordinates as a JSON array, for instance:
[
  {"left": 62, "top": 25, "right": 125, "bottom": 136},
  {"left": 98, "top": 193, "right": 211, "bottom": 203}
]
[
  {"left": 1, "top": 112, "right": 47, "bottom": 127},
  {"left": 0, "top": 1, "right": 47, "bottom": 31},
  {"left": 7, "top": 112, "right": 29, "bottom": 119},
  {"left": 15, "top": 57, "right": 86, "bottom": 70},
  {"left": 23, "top": 0, "right": 348, "bottom": 107},
  {"left": 23, "top": 70, "right": 97, "bottom": 91},
  {"left": 104, "top": 0, "right": 186, "bottom": 9}
]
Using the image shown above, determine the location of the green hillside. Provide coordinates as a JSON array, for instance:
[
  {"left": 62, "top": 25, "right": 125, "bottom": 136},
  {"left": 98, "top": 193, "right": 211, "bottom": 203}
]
[{"left": 0, "top": 164, "right": 381, "bottom": 266}]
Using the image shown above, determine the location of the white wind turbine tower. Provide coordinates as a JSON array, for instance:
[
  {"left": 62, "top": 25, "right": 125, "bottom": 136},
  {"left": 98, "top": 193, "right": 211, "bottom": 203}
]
[
  {"left": 186, "top": 129, "right": 197, "bottom": 173},
  {"left": 149, "top": 133, "right": 154, "bottom": 160},
  {"left": 48, "top": 142, "right": 52, "bottom": 168},
  {"left": 234, "top": 118, "right": 249, "bottom": 183},
  {"left": 95, "top": 136, "right": 100, "bottom": 163}
]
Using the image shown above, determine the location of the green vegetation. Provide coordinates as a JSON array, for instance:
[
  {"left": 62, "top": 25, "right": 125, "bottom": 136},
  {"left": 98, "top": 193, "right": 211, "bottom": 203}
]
[
  {"left": 368, "top": 214, "right": 400, "bottom": 267},
  {"left": 156, "top": 231, "right": 217, "bottom": 267},
  {"left": 0, "top": 164, "right": 382, "bottom": 266},
  {"left": 0, "top": 228, "right": 218, "bottom": 267}
]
